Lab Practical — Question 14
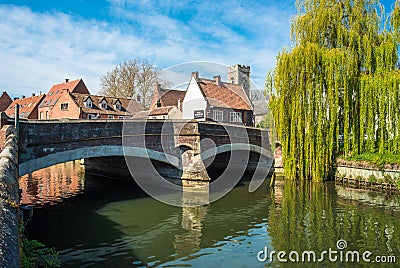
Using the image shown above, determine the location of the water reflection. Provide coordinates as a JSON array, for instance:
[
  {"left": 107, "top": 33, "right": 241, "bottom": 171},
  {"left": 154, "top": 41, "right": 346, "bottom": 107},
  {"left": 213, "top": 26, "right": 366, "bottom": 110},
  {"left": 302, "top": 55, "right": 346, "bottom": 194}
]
[
  {"left": 268, "top": 181, "right": 400, "bottom": 267},
  {"left": 24, "top": 162, "right": 400, "bottom": 267},
  {"left": 20, "top": 161, "right": 85, "bottom": 205}
]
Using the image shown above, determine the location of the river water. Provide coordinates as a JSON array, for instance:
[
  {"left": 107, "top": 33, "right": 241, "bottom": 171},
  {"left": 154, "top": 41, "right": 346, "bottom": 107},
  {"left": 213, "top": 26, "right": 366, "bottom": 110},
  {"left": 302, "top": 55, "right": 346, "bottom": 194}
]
[{"left": 20, "top": 161, "right": 400, "bottom": 267}]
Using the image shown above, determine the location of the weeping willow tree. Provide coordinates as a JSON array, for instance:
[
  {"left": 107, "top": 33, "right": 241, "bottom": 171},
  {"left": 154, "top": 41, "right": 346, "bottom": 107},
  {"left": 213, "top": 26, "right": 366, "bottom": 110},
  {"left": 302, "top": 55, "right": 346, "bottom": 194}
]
[{"left": 269, "top": 0, "right": 400, "bottom": 181}]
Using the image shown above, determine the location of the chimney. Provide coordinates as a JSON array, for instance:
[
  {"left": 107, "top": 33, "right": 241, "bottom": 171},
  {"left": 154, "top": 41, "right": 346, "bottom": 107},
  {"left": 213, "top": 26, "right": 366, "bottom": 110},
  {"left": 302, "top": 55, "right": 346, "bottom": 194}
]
[
  {"left": 192, "top": 71, "right": 199, "bottom": 80},
  {"left": 32, "top": 93, "right": 35, "bottom": 97},
  {"left": 22, "top": 95, "right": 25, "bottom": 99},
  {"left": 214, "top": 75, "right": 221, "bottom": 86},
  {"left": 13, "top": 97, "right": 18, "bottom": 101},
  {"left": 65, "top": 78, "right": 69, "bottom": 83},
  {"left": 155, "top": 83, "right": 161, "bottom": 92}
]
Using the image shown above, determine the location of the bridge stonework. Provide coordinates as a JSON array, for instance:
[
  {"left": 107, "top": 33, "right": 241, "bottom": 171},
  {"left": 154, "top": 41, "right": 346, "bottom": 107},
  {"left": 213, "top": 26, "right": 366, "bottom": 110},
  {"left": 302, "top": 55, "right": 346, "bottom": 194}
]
[{"left": 15, "top": 119, "right": 273, "bottom": 188}]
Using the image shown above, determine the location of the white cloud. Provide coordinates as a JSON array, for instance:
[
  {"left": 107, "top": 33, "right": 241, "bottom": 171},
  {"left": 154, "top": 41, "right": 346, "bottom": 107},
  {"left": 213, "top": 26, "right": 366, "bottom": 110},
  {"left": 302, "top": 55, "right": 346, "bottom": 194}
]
[{"left": 0, "top": 1, "right": 293, "bottom": 97}]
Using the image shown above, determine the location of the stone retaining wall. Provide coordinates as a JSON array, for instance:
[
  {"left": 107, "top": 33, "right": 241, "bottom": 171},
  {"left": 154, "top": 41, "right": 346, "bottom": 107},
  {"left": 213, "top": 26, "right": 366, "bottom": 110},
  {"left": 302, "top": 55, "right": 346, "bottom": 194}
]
[{"left": 0, "top": 125, "right": 20, "bottom": 268}]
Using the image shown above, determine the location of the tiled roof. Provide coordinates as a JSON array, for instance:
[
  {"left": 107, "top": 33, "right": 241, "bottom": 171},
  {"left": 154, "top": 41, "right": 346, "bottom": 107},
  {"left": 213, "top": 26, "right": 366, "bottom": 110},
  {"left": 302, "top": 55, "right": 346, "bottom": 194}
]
[
  {"left": 131, "top": 110, "right": 149, "bottom": 119},
  {"left": 197, "top": 77, "right": 252, "bottom": 110},
  {"left": 149, "top": 106, "right": 176, "bottom": 116},
  {"left": 196, "top": 79, "right": 252, "bottom": 111},
  {"left": 39, "top": 78, "right": 88, "bottom": 108},
  {"left": 71, "top": 93, "right": 143, "bottom": 116},
  {"left": 149, "top": 87, "right": 185, "bottom": 111},
  {"left": 0, "top": 91, "right": 12, "bottom": 112},
  {"left": 5, "top": 94, "right": 45, "bottom": 118}
]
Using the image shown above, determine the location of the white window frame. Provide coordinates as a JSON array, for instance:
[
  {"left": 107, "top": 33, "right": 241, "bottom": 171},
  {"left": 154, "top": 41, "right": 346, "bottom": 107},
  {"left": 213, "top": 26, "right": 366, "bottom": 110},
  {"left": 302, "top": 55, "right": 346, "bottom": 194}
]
[
  {"left": 213, "top": 110, "right": 223, "bottom": 121},
  {"left": 101, "top": 101, "right": 107, "bottom": 109},
  {"left": 85, "top": 99, "right": 92, "bottom": 108},
  {"left": 118, "top": 116, "right": 124, "bottom": 119},
  {"left": 88, "top": 114, "right": 96, "bottom": 119},
  {"left": 230, "top": 112, "right": 242, "bottom": 122},
  {"left": 114, "top": 103, "right": 121, "bottom": 110},
  {"left": 108, "top": 115, "right": 114, "bottom": 119}
]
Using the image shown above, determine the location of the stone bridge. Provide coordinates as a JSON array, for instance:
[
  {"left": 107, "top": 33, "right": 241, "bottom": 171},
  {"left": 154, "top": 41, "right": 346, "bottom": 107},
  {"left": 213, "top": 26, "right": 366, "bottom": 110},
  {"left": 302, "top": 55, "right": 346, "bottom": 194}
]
[{"left": 9, "top": 119, "right": 273, "bottom": 189}]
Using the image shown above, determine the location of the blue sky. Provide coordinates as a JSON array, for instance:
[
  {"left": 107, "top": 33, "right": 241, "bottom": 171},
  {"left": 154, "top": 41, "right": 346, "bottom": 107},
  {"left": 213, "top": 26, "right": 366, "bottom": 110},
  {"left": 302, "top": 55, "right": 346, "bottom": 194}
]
[{"left": 0, "top": 0, "right": 395, "bottom": 97}]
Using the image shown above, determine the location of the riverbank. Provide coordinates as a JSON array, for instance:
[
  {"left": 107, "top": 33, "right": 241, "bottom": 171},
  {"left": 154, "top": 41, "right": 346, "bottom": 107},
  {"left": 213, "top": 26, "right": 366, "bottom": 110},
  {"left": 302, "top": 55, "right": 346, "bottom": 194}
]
[{"left": 335, "top": 158, "right": 400, "bottom": 192}]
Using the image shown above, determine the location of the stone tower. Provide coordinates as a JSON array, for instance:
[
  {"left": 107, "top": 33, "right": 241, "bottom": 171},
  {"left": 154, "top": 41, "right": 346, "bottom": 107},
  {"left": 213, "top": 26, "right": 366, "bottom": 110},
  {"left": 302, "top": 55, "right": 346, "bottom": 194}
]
[{"left": 227, "top": 64, "right": 251, "bottom": 100}]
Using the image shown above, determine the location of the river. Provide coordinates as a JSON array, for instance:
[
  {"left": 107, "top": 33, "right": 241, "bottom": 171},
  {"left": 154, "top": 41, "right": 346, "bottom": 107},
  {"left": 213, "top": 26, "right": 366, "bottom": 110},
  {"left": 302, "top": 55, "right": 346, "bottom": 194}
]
[{"left": 20, "top": 161, "right": 400, "bottom": 267}]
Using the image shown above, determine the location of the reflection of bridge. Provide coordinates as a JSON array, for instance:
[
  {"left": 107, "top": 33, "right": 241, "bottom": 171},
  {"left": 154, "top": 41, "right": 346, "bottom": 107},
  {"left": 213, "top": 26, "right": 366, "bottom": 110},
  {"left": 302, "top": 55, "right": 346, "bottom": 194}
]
[{"left": 8, "top": 119, "right": 273, "bottom": 188}]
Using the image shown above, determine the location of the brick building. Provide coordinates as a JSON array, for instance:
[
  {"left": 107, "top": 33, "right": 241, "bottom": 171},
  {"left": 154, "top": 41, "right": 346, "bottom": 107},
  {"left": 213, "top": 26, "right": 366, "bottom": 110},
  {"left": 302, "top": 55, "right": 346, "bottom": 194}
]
[
  {"left": 0, "top": 92, "right": 12, "bottom": 112},
  {"left": 38, "top": 78, "right": 143, "bottom": 119},
  {"left": 5, "top": 94, "right": 46, "bottom": 119},
  {"left": 182, "top": 67, "right": 254, "bottom": 126},
  {"left": 38, "top": 78, "right": 90, "bottom": 119},
  {"left": 148, "top": 83, "right": 185, "bottom": 119}
]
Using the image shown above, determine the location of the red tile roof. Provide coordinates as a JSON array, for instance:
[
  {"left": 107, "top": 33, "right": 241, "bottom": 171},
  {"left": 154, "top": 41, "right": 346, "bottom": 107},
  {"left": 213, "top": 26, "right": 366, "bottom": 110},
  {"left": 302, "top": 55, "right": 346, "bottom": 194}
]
[
  {"left": 149, "top": 85, "right": 185, "bottom": 111},
  {"left": 196, "top": 79, "right": 252, "bottom": 111},
  {"left": 70, "top": 93, "right": 143, "bottom": 116},
  {"left": 149, "top": 106, "right": 176, "bottom": 116},
  {"left": 40, "top": 78, "right": 89, "bottom": 108},
  {"left": 6, "top": 94, "right": 46, "bottom": 118},
  {"left": 131, "top": 110, "right": 149, "bottom": 119}
]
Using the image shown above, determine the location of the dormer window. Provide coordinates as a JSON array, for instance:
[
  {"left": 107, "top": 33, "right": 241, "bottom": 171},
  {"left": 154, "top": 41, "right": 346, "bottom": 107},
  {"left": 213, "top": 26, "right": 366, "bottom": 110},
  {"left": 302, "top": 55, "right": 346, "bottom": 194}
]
[
  {"left": 113, "top": 100, "right": 122, "bottom": 110},
  {"left": 100, "top": 100, "right": 107, "bottom": 109},
  {"left": 157, "top": 99, "right": 162, "bottom": 108},
  {"left": 85, "top": 98, "right": 92, "bottom": 108}
]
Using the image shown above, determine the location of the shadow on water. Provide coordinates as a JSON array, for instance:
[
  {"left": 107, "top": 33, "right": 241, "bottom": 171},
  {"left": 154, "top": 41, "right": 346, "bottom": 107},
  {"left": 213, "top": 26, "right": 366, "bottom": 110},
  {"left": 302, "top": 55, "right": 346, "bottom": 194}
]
[{"left": 23, "top": 162, "right": 400, "bottom": 267}]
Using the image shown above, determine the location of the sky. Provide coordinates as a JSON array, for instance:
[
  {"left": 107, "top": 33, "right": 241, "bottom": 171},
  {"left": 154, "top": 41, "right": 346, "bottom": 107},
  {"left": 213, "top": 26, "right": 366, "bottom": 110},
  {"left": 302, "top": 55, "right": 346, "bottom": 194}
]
[{"left": 0, "top": 0, "right": 395, "bottom": 97}]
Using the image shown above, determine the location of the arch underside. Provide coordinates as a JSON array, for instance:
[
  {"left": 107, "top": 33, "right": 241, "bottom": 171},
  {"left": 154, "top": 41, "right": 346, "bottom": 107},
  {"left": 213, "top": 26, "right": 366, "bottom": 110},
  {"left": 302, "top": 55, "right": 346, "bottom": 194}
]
[{"left": 19, "top": 145, "right": 179, "bottom": 176}]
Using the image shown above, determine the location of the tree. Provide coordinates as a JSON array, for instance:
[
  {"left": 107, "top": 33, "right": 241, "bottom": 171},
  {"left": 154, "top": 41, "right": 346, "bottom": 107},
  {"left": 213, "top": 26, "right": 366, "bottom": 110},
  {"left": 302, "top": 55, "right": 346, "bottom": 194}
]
[
  {"left": 269, "top": 0, "right": 400, "bottom": 181},
  {"left": 99, "top": 59, "right": 168, "bottom": 108}
]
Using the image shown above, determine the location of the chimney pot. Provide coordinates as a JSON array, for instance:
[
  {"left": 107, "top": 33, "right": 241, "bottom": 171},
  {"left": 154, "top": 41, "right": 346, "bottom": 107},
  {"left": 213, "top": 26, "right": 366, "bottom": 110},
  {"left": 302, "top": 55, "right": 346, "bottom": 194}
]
[
  {"left": 32, "top": 93, "right": 35, "bottom": 97},
  {"left": 214, "top": 75, "right": 221, "bottom": 86},
  {"left": 192, "top": 71, "right": 199, "bottom": 80},
  {"left": 22, "top": 95, "right": 25, "bottom": 99},
  {"left": 13, "top": 97, "right": 18, "bottom": 101},
  {"left": 65, "top": 78, "right": 69, "bottom": 83}
]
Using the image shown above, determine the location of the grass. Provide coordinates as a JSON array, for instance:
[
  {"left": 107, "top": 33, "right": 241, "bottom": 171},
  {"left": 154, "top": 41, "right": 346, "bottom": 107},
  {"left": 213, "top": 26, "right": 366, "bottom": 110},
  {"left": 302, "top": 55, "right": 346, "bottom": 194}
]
[{"left": 344, "top": 153, "right": 400, "bottom": 169}]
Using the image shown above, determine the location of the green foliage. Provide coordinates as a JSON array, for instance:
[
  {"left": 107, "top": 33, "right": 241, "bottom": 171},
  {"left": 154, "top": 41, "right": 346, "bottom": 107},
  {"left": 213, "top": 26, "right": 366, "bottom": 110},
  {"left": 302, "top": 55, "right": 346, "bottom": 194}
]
[
  {"left": 269, "top": 0, "right": 400, "bottom": 181},
  {"left": 21, "top": 239, "right": 60, "bottom": 268},
  {"left": 368, "top": 175, "right": 377, "bottom": 183},
  {"left": 20, "top": 224, "right": 60, "bottom": 268},
  {"left": 346, "top": 153, "right": 400, "bottom": 169}
]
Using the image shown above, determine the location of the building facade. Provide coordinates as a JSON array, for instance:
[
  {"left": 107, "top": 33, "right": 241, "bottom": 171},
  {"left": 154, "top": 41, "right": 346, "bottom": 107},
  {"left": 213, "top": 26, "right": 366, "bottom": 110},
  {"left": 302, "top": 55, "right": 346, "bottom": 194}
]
[
  {"left": 182, "top": 68, "right": 254, "bottom": 126},
  {"left": 38, "top": 78, "right": 142, "bottom": 119},
  {"left": 5, "top": 94, "right": 46, "bottom": 119}
]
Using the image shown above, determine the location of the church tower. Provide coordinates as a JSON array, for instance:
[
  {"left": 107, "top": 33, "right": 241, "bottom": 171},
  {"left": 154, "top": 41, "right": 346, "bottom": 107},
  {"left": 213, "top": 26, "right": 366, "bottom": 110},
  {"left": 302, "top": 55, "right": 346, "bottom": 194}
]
[{"left": 227, "top": 64, "right": 251, "bottom": 100}]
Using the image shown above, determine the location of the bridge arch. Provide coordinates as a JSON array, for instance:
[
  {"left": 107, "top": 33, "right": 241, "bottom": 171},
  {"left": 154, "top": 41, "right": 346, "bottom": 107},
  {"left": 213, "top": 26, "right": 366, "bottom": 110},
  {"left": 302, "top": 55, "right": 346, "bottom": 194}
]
[
  {"left": 200, "top": 143, "right": 273, "bottom": 160},
  {"left": 19, "top": 145, "right": 179, "bottom": 176}
]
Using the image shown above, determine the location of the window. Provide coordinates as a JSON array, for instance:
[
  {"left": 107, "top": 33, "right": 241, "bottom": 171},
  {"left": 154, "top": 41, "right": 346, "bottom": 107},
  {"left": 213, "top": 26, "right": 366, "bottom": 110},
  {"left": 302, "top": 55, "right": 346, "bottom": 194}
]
[
  {"left": 118, "top": 116, "right": 124, "bottom": 119},
  {"left": 108, "top": 115, "right": 114, "bottom": 119},
  {"left": 230, "top": 112, "right": 242, "bottom": 122},
  {"left": 157, "top": 100, "right": 162, "bottom": 108},
  {"left": 61, "top": 103, "right": 69, "bottom": 111},
  {"left": 88, "top": 114, "right": 95, "bottom": 119},
  {"left": 45, "top": 111, "right": 49, "bottom": 119},
  {"left": 39, "top": 111, "right": 43, "bottom": 120},
  {"left": 85, "top": 99, "right": 92, "bottom": 108},
  {"left": 20, "top": 112, "right": 25, "bottom": 118},
  {"left": 114, "top": 103, "right": 121, "bottom": 110},
  {"left": 212, "top": 110, "right": 223, "bottom": 122},
  {"left": 101, "top": 101, "right": 107, "bottom": 109}
]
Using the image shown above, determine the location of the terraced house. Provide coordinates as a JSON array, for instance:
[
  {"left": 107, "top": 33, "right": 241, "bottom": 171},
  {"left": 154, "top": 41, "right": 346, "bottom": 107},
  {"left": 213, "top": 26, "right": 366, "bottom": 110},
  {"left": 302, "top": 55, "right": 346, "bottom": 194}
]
[{"left": 38, "top": 78, "right": 143, "bottom": 119}]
